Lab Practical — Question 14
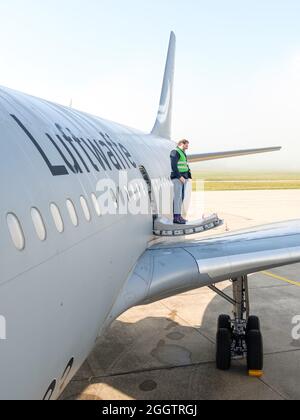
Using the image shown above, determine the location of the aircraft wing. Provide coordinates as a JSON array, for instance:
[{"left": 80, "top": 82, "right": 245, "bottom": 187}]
[
  {"left": 104, "top": 220, "right": 300, "bottom": 327},
  {"left": 188, "top": 147, "right": 281, "bottom": 163}
]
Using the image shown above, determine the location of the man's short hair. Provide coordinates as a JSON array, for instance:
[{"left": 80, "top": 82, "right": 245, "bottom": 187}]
[{"left": 177, "top": 139, "right": 189, "bottom": 147}]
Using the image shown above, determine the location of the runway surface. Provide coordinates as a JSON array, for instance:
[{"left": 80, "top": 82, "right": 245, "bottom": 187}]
[{"left": 62, "top": 190, "right": 300, "bottom": 400}]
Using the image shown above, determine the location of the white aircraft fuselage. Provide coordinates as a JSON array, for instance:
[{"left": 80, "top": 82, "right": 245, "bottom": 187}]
[{"left": 0, "top": 85, "right": 174, "bottom": 399}]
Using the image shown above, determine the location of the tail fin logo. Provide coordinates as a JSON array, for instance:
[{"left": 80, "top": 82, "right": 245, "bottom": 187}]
[{"left": 157, "top": 81, "right": 171, "bottom": 124}]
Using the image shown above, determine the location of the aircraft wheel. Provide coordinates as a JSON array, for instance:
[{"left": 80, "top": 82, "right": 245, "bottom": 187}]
[
  {"left": 247, "top": 330, "right": 264, "bottom": 377},
  {"left": 216, "top": 328, "right": 232, "bottom": 370},
  {"left": 246, "top": 316, "right": 260, "bottom": 333},
  {"left": 218, "top": 314, "right": 231, "bottom": 331}
]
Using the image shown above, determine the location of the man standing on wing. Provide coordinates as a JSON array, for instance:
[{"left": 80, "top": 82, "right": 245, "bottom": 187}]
[{"left": 170, "top": 139, "right": 192, "bottom": 225}]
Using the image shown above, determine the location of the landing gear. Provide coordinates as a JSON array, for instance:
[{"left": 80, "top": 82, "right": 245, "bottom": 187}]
[{"left": 210, "top": 275, "right": 264, "bottom": 377}]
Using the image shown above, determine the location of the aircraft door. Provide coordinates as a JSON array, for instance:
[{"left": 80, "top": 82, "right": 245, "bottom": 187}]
[{"left": 138, "top": 165, "right": 158, "bottom": 220}]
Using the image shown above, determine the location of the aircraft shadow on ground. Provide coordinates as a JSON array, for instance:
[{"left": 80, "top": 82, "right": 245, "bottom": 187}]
[
  {"left": 61, "top": 273, "right": 300, "bottom": 400},
  {"left": 61, "top": 283, "right": 260, "bottom": 400}
]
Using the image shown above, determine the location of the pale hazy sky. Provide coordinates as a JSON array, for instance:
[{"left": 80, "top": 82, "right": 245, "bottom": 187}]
[{"left": 1, "top": 0, "right": 300, "bottom": 170}]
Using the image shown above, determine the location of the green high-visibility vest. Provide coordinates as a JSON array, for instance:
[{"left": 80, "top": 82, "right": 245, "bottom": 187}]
[{"left": 176, "top": 147, "right": 190, "bottom": 173}]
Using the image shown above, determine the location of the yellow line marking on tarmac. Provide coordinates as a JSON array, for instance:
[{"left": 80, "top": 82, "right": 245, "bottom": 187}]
[{"left": 262, "top": 271, "right": 300, "bottom": 287}]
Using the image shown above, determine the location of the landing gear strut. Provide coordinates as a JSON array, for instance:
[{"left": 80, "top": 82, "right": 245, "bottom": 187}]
[{"left": 209, "top": 275, "right": 264, "bottom": 377}]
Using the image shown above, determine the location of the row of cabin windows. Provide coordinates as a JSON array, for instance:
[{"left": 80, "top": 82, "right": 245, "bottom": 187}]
[{"left": 5, "top": 178, "right": 172, "bottom": 252}]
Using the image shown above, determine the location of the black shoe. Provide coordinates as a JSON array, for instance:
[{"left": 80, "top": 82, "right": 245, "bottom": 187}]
[
  {"left": 173, "top": 217, "right": 186, "bottom": 225},
  {"left": 179, "top": 216, "right": 188, "bottom": 224}
]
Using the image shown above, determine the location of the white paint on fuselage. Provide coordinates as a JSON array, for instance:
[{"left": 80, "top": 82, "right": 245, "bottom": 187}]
[{"left": 0, "top": 86, "right": 174, "bottom": 399}]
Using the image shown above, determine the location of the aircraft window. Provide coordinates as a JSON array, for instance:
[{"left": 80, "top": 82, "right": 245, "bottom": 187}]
[
  {"left": 66, "top": 199, "right": 78, "bottom": 227},
  {"left": 80, "top": 196, "right": 91, "bottom": 222},
  {"left": 91, "top": 193, "right": 101, "bottom": 216},
  {"left": 7, "top": 213, "right": 25, "bottom": 251},
  {"left": 31, "top": 208, "right": 47, "bottom": 241},
  {"left": 50, "top": 203, "right": 64, "bottom": 233}
]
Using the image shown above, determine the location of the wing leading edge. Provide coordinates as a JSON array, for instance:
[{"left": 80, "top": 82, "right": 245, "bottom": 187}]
[
  {"left": 188, "top": 146, "right": 281, "bottom": 163},
  {"left": 104, "top": 220, "right": 300, "bottom": 329}
]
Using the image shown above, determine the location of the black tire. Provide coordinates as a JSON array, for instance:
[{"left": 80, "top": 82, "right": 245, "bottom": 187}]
[
  {"left": 216, "top": 328, "right": 232, "bottom": 370},
  {"left": 247, "top": 330, "right": 263, "bottom": 372},
  {"left": 218, "top": 315, "right": 231, "bottom": 331},
  {"left": 247, "top": 316, "right": 260, "bottom": 333}
]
